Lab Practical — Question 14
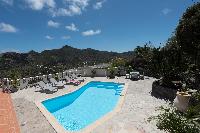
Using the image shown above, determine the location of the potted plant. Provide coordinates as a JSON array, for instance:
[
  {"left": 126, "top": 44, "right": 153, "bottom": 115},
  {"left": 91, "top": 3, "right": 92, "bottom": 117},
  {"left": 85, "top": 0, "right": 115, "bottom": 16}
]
[
  {"left": 108, "top": 67, "right": 115, "bottom": 79},
  {"left": 10, "top": 79, "right": 19, "bottom": 93},
  {"left": 91, "top": 69, "right": 96, "bottom": 78},
  {"left": 174, "top": 84, "right": 191, "bottom": 112}
]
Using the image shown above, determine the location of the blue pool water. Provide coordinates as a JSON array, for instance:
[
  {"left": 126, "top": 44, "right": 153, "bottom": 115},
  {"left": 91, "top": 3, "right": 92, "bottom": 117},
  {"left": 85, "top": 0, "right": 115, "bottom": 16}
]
[{"left": 42, "top": 81, "right": 124, "bottom": 131}]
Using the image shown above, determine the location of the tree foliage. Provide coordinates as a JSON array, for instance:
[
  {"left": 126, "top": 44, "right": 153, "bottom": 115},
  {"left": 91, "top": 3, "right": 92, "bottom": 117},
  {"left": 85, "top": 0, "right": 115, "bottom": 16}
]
[
  {"left": 127, "top": 3, "right": 200, "bottom": 90},
  {"left": 148, "top": 3, "right": 200, "bottom": 133},
  {"left": 176, "top": 2, "right": 200, "bottom": 57}
]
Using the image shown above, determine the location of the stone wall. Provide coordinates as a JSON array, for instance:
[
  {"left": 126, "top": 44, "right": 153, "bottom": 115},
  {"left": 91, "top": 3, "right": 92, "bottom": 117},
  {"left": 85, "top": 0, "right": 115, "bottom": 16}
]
[{"left": 151, "top": 81, "right": 177, "bottom": 101}]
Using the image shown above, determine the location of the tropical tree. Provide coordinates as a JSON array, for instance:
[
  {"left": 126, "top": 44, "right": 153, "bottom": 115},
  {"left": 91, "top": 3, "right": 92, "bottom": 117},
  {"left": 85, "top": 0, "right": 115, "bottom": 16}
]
[
  {"left": 111, "top": 58, "right": 126, "bottom": 67},
  {"left": 107, "top": 67, "right": 116, "bottom": 79},
  {"left": 176, "top": 2, "right": 200, "bottom": 89},
  {"left": 176, "top": 2, "right": 200, "bottom": 65}
]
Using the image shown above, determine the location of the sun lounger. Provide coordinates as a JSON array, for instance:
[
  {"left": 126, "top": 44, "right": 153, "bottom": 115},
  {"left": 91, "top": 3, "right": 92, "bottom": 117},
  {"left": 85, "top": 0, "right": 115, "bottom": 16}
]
[
  {"left": 49, "top": 78, "right": 65, "bottom": 88},
  {"left": 77, "top": 77, "right": 84, "bottom": 82},
  {"left": 37, "top": 81, "right": 57, "bottom": 92},
  {"left": 65, "top": 76, "right": 80, "bottom": 86},
  {"left": 71, "top": 73, "right": 77, "bottom": 79},
  {"left": 71, "top": 74, "right": 84, "bottom": 82}
]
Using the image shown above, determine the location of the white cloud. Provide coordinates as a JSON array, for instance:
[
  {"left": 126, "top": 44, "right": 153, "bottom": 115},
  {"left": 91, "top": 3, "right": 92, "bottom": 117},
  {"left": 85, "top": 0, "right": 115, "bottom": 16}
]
[
  {"left": 61, "top": 35, "right": 71, "bottom": 40},
  {"left": 24, "top": 0, "right": 56, "bottom": 10},
  {"left": 2, "top": 0, "right": 103, "bottom": 17},
  {"left": 45, "top": 35, "right": 54, "bottom": 40},
  {"left": 1, "top": 0, "right": 13, "bottom": 6},
  {"left": 50, "top": 0, "right": 89, "bottom": 17},
  {"left": 162, "top": 8, "right": 172, "bottom": 15},
  {"left": 65, "top": 23, "right": 78, "bottom": 31},
  {"left": 47, "top": 20, "right": 60, "bottom": 28},
  {"left": 0, "top": 22, "right": 17, "bottom": 33},
  {"left": 0, "top": 48, "right": 20, "bottom": 53},
  {"left": 18, "top": 0, "right": 98, "bottom": 17},
  {"left": 82, "top": 29, "right": 101, "bottom": 36},
  {"left": 93, "top": 0, "right": 105, "bottom": 10}
]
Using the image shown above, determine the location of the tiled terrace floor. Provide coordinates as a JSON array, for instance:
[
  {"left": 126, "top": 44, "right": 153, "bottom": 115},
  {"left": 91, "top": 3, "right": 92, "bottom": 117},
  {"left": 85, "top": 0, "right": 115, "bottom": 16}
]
[{"left": 0, "top": 91, "right": 20, "bottom": 133}]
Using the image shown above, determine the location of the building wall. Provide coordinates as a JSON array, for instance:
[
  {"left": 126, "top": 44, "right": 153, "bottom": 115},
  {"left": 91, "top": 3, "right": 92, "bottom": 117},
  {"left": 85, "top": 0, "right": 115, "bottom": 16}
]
[
  {"left": 95, "top": 69, "right": 108, "bottom": 77},
  {"left": 81, "top": 67, "right": 108, "bottom": 77},
  {"left": 82, "top": 68, "right": 93, "bottom": 77}
]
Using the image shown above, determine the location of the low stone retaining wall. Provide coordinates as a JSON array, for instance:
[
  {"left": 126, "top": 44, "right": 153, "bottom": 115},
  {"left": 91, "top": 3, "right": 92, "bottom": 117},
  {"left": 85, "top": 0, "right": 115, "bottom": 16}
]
[{"left": 151, "top": 81, "right": 177, "bottom": 101}]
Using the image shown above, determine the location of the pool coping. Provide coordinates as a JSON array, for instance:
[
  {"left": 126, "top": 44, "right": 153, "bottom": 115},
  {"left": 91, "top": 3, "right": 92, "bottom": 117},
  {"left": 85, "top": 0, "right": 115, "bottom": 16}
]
[{"left": 35, "top": 81, "right": 129, "bottom": 133}]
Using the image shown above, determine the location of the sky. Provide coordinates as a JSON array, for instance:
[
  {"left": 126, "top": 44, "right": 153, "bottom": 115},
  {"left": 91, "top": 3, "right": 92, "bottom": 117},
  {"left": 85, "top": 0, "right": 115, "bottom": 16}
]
[{"left": 0, "top": 0, "right": 198, "bottom": 53}]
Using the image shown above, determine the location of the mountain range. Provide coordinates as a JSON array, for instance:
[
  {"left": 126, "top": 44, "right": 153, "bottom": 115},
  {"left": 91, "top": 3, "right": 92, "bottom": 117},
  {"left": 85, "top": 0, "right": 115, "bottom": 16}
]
[{"left": 0, "top": 45, "right": 134, "bottom": 79}]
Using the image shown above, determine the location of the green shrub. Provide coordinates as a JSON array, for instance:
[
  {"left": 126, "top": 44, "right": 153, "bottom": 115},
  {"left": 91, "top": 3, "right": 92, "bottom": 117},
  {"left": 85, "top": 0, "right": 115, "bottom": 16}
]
[
  {"left": 91, "top": 69, "right": 96, "bottom": 78},
  {"left": 108, "top": 67, "right": 115, "bottom": 79},
  {"left": 186, "top": 92, "right": 200, "bottom": 129},
  {"left": 149, "top": 106, "right": 200, "bottom": 133}
]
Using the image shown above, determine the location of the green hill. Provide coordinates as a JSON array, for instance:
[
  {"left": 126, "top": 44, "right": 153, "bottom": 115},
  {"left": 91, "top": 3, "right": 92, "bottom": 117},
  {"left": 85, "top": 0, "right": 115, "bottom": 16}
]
[{"left": 0, "top": 45, "right": 133, "bottom": 79}]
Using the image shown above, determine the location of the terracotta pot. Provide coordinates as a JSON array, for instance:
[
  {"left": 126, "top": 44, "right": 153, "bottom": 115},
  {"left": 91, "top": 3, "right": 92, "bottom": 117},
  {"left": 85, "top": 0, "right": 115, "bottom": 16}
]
[{"left": 174, "top": 91, "right": 191, "bottom": 112}]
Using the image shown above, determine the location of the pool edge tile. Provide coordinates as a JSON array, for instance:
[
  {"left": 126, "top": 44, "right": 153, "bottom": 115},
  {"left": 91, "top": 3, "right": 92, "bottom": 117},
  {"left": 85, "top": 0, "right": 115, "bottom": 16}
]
[{"left": 35, "top": 101, "right": 67, "bottom": 133}]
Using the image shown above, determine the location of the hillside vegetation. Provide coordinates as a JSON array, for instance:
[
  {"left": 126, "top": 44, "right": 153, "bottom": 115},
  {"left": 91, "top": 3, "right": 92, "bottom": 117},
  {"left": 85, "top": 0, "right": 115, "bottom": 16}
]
[{"left": 0, "top": 45, "right": 133, "bottom": 79}]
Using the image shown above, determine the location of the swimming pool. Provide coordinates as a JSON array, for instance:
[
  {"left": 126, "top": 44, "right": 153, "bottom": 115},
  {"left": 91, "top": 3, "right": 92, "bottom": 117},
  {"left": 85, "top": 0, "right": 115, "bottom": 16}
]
[{"left": 42, "top": 81, "right": 124, "bottom": 131}]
